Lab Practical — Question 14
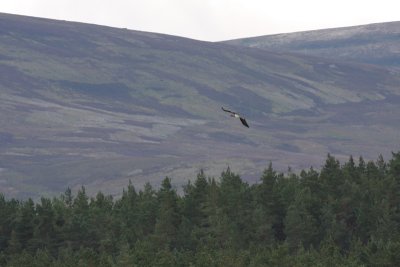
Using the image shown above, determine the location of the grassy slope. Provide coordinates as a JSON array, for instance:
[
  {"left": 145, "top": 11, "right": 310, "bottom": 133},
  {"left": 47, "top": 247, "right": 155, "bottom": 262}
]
[{"left": 1, "top": 13, "right": 399, "bottom": 198}]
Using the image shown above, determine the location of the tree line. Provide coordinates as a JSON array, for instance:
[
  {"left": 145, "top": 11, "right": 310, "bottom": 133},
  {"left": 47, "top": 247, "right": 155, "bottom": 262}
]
[{"left": 1, "top": 152, "right": 400, "bottom": 266}]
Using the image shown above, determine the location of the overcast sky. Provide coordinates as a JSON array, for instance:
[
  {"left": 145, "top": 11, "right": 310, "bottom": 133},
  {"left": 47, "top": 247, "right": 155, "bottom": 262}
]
[{"left": 1, "top": 0, "right": 400, "bottom": 41}]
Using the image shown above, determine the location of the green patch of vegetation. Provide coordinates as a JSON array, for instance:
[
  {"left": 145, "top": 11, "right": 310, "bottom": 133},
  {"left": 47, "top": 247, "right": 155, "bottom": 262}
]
[{"left": 1, "top": 152, "right": 400, "bottom": 266}]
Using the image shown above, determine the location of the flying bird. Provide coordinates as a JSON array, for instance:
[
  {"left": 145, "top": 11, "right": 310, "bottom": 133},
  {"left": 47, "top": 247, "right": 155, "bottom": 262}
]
[{"left": 221, "top": 107, "right": 249, "bottom": 128}]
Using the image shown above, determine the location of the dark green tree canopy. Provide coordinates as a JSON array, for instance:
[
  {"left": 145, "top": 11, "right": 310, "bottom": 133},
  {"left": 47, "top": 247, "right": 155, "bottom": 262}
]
[{"left": 1, "top": 152, "right": 400, "bottom": 266}]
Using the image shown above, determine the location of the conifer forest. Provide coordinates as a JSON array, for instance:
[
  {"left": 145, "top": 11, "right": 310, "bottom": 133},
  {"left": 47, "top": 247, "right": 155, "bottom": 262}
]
[{"left": 1, "top": 152, "right": 400, "bottom": 266}]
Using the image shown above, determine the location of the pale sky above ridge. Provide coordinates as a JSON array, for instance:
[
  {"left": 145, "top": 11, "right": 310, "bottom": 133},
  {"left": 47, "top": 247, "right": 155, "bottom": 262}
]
[{"left": 1, "top": 0, "right": 400, "bottom": 41}]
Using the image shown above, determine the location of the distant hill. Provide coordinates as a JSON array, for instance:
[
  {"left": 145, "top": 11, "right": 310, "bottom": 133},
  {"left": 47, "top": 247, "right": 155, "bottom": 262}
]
[
  {"left": 1, "top": 13, "right": 400, "bottom": 198},
  {"left": 224, "top": 22, "right": 400, "bottom": 71}
]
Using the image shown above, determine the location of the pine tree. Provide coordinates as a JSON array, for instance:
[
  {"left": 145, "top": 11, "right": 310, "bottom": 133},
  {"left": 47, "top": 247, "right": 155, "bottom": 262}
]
[
  {"left": 14, "top": 198, "right": 35, "bottom": 253},
  {"left": 253, "top": 163, "right": 279, "bottom": 245},
  {"left": 376, "top": 154, "right": 387, "bottom": 176},
  {"left": 69, "top": 186, "right": 93, "bottom": 249},
  {"left": 182, "top": 170, "right": 209, "bottom": 227},
  {"left": 343, "top": 155, "right": 360, "bottom": 184},
  {"left": 284, "top": 187, "right": 319, "bottom": 251},
  {"left": 218, "top": 168, "right": 252, "bottom": 248},
  {"left": 0, "top": 194, "right": 18, "bottom": 252},
  {"left": 6, "top": 230, "right": 21, "bottom": 255},
  {"left": 33, "top": 197, "right": 56, "bottom": 251},
  {"left": 181, "top": 170, "right": 211, "bottom": 249},
  {"left": 154, "top": 177, "right": 181, "bottom": 249},
  {"left": 33, "top": 249, "right": 54, "bottom": 267},
  {"left": 320, "top": 154, "right": 343, "bottom": 198},
  {"left": 89, "top": 191, "right": 115, "bottom": 255},
  {"left": 136, "top": 183, "right": 158, "bottom": 238}
]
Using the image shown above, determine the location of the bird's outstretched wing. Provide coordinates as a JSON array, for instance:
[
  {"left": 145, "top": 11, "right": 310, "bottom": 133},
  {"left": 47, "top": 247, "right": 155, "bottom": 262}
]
[
  {"left": 240, "top": 117, "right": 249, "bottom": 128},
  {"left": 221, "top": 107, "right": 235, "bottom": 115}
]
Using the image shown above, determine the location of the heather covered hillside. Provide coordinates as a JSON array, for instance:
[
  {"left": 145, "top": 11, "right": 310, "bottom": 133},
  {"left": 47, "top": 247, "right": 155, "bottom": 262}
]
[{"left": 0, "top": 13, "right": 399, "bottom": 198}]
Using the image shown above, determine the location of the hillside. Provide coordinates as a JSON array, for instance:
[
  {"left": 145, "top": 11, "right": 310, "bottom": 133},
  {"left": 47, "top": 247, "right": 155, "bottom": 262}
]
[
  {"left": 224, "top": 21, "right": 400, "bottom": 71},
  {"left": 1, "top": 13, "right": 400, "bottom": 198}
]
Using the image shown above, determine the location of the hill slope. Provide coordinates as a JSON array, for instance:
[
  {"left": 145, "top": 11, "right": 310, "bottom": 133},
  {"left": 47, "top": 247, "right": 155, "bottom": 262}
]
[
  {"left": 224, "top": 21, "right": 400, "bottom": 71},
  {"left": 1, "top": 13, "right": 400, "bottom": 198}
]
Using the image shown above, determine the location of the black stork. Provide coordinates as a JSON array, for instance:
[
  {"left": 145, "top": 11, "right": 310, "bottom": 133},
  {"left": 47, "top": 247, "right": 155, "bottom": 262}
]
[{"left": 221, "top": 107, "right": 249, "bottom": 128}]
